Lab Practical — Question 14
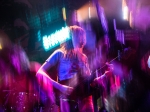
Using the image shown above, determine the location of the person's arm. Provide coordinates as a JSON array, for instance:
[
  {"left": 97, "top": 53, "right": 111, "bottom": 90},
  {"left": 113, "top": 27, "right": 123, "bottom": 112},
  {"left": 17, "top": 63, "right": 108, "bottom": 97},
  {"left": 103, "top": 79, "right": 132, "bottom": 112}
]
[
  {"left": 36, "top": 64, "right": 73, "bottom": 95},
  {"left": 91, "top": 70, "right": 111, "bottom": 87},
  {"left": 36, "top": 50, "right": 73, "bottom": 95}
]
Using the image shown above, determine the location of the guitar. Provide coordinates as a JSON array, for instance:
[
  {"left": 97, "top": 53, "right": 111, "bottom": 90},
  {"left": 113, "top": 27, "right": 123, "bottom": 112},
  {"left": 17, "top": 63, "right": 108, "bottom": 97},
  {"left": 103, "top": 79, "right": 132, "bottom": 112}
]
[{"left": 55, "top": 73, "right": 95, "bottom": 102}]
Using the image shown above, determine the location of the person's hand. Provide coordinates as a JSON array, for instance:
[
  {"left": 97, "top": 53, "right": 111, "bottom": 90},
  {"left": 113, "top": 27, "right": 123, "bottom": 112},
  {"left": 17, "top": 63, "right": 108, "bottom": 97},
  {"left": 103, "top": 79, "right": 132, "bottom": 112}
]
[
  {"left": 91, "top": 71, "right": 110, "bottom": 87},
  {"left": 91, "top": 76, "right": 102, "bottom": 87},
  {"left": 59, "top": 85, "right": 74, "bottom": 95},
  {"left": 104, "top": 70, "right": 112, "bottom": 77}
]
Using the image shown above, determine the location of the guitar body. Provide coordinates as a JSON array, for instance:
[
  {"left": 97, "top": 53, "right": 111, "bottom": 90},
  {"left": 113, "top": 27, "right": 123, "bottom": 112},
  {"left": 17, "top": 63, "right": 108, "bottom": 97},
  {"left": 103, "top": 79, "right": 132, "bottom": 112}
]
[
  {"left": 58, "top": 76, "right": 92, "bottom": 100},
  {"left": 54, "top": 76, "right": 93, "bottom": 112}
]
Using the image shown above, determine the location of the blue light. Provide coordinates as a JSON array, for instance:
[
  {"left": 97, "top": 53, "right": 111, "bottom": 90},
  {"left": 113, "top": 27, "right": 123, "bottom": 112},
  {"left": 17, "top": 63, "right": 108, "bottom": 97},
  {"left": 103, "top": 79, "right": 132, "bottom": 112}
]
[{"left": 43, "top": 26, "right": 70, "bottom": 51}]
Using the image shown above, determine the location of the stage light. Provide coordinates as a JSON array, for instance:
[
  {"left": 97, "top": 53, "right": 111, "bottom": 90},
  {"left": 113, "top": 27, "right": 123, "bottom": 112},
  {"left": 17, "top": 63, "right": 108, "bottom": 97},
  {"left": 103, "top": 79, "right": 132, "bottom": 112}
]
[
  {"left": 89, "top": 6, "right": 91, "bottom": 19},
  {"left": 42, "top": 26, "right": 70, "bottom": 51},
  {"left": 122, "top": 0, "right": 129, "bottom": 20},
  {"left": 62, "top": 7, "right": 66, "bottom": 21},
  {"left": 0, "top": 38, "right": 2, "bottom": 50},
  {"left": 123, "top": 6, "right": 128, "bottom": 20},
  {"left": 43, "top": 36, "right": 50, "bottom": 50},
  {"left": 0, "top": 43, "right": 2, "bottom": 50}
]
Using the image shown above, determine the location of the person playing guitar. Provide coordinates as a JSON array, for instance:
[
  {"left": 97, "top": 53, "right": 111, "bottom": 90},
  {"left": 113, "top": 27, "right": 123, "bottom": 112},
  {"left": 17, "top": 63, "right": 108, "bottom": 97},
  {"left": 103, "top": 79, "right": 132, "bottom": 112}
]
[{"left": 36, "top": 25, "right": 94, "bottom": 112}]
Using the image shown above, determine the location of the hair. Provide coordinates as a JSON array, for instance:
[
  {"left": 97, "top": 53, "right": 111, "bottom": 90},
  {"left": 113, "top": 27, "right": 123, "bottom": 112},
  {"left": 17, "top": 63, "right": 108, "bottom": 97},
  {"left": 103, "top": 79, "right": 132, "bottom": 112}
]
[
  {"left": 60, "top": 25, "right": 86, "bottom": 58},
  {"left": 69, "top": 25, "right": 85, "bottom": 37},
  {"left": 61, "top": 25, "right": 85, "bottom": 50}
]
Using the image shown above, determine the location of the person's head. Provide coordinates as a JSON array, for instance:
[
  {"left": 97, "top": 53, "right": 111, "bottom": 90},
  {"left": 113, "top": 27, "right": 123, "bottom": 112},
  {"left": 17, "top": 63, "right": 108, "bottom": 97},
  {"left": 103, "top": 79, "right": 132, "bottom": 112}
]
[{"left": 69, "top": 25, "right": 86, "bottom": 49}]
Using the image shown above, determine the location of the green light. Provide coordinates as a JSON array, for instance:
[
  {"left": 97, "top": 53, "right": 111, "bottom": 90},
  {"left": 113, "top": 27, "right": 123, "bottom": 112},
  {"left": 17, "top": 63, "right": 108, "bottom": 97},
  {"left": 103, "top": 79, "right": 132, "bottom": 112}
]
[{"left": 43, "top": 26, "right": 70, "bottom": 51}]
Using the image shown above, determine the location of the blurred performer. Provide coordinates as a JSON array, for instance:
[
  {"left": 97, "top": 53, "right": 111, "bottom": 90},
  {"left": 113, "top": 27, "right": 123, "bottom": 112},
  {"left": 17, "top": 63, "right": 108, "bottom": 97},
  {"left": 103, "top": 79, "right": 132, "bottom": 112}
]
[
  {"left": 92, "top": 63, "right": 121, "bottom": 112},
  {"left": 36, "top": 25, "right": 94, "bottom": 112},
  {"left": 0, "top": 30, "right": 12, "bottom": 111},
  {"left": 0, "top": 32, "right": 38, "bottom": 112}
]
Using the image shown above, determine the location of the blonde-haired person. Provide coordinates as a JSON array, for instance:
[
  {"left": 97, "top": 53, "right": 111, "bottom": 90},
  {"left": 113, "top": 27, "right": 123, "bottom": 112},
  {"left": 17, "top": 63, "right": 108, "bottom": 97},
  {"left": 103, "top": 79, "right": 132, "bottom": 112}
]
[{"left": 36, "top": 25, "right": 94, "bottom": 112}]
